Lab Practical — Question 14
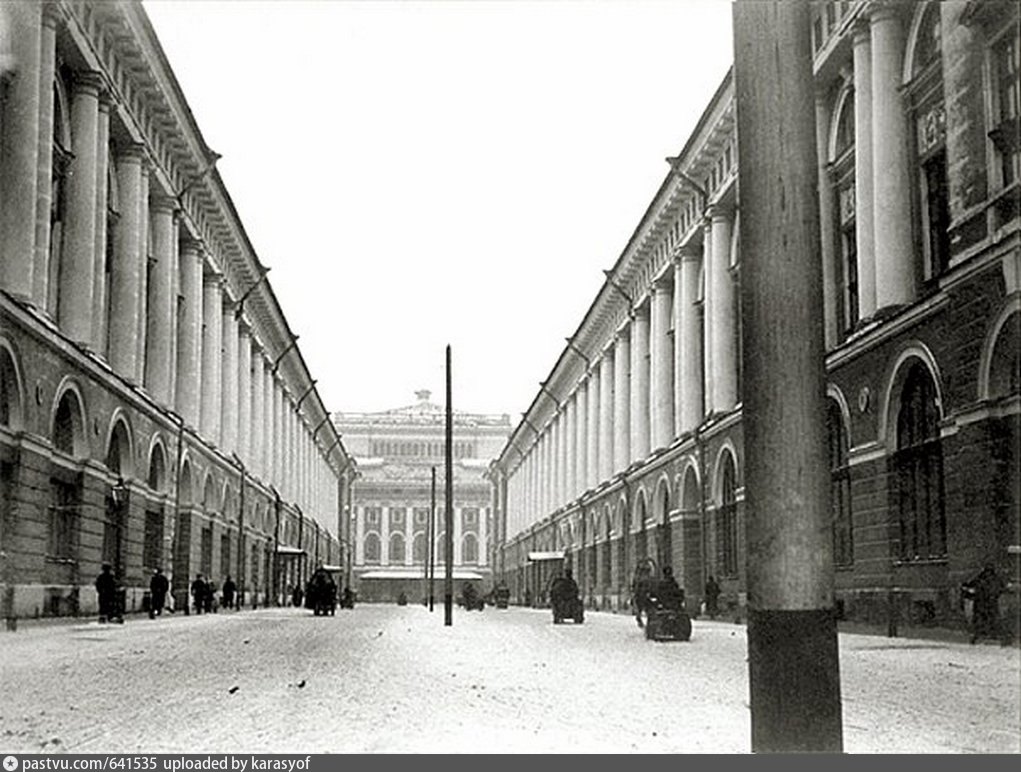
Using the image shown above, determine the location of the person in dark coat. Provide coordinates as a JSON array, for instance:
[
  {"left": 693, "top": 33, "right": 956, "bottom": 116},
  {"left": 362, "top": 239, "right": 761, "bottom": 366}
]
[
  {"left": 191, "top": 574, "right": 207, "bottom": 615},
  {"left": 221, "top": 576, "right": 236, "bottom": 610},
  {"left": 705, "top": 575, "right": 721, "bottom": 620},
  {"left": 204, "top": 580, "right": 217, "bottom": 613},
  {"left": 655, "top": 566, "right": 685, "bottom": 611},
  {"left": 96, "top": 563, "right": 119, "bottom": 623},
  {"left": 632, "top": 561, "right": 655, "bottom": 628},
  {"left": 149, "top": 567, "right": 169, "bottom": 618},
  {"left": 965, "top": 563, "right": 1006, "bottom": 644}
]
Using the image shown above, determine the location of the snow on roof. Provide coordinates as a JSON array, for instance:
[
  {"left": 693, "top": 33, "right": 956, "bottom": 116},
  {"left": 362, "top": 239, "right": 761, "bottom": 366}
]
[{"left": 276, "top": 545, "right": 306, "bottom": 555}]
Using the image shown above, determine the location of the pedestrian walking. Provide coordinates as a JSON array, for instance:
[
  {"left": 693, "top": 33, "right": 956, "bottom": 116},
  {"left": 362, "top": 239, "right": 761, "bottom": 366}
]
[
  {"left": 95, "top": 563, "right": 121, "bottom": 624},
  {"left": 191, "top": 574, "right": 207, "bottom": 615},
  {"left": 964, "top": 563, "right": 1006, "bottom": 644},
  {"left": 221, "top": 576, "right": 236, "bottom": 610},
  {"left": 205, "top": 580, "right": 218, "bottom": 613},
  {"left": 149, "top": 567, "right": 169, "bottom": 618},
  {"left": 705, "top": 575, "right": 721, "bottom": 620}
]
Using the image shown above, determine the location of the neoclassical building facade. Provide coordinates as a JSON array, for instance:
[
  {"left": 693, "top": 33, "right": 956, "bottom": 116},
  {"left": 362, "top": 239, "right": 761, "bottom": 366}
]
[
  {"left": 0, "top": 1, "right": 355, "bottom": 618},
  {"left": 489, "top": 0, "right": 1019, "bottom": 632},
  {"left": 335, "top": 391, "right": 511, "bottom": 602}
]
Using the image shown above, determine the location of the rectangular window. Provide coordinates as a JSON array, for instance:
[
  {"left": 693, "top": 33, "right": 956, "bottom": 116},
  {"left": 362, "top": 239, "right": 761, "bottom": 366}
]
[
  {"left": 413, "top": 507, "right": 430, "bottom": 525},
  {"left": 389, "top": 507, "right": 405, "bottom": 528},
  {"left": 200, "top": 527, "right": 213, "bottom": 576},
  {"left": 220, "top": 533, "right": 232, "bottom": 579},
  {"left": 48, "top": 478, "right": 78, "bottom": 561},
  {"left": 143, "top": 509, "right": 163, "bottom": 572},
  {"left": 365, "top": 507, "right": 381, "bottom": 525},
  {"left": 991, "top": 24, "right": 1020, "bottom": 187},
  {"left": 921, "top": 150, "right": 950, "bottom": 278},
  {"left": 462, "top": 507, "right": 478, "bottom": 529},
  {"left": 840, "top": 225, "right": 858, "bottom": 333}
]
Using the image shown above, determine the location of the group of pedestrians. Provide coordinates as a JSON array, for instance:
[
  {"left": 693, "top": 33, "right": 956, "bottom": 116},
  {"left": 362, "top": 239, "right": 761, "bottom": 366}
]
[{"left": 190, "top": 574, "right": 238, "bottom": 614}]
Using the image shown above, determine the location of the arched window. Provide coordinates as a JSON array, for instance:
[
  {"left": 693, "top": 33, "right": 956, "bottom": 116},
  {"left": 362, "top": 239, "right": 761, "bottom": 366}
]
[
  {"left": 106, "top": 421, "right": 132, "bottom": 477},
  {"left": 830, "top": 86, "right": 858, "bottom": 336},
  {"left": 389, "top": 532, "right": 405, "bottom": 564},
  {"left": 657, "top": 481, "right": 673, "bottom": 571},
  {"left": 602, "top": 508, "right": 613, "bottom": 590},
  {"left": 363, "top": 532, "right": 381, "bottom": 564},
  {"left": 53, "top": 390, "right": 83, "bottom": 457},
  {"left": 435, "top": 533, "right": 446, "bottom": 563},
  {"left": 988, "top": 311, "right": 1020, "bottom": 400},
  {"left": 462, "top": 533, "right": 478, "bottom": 565},
  {"left": 0, "top": 346, "right": 23, "bottom": 430},
  {"left": 827, "top": 399, "right": 853, "bottom": 566},
  {"left": 717, "top": 453, "right": 738, "bottom": 577},
  {"left": 148, "top": 445, "right": 166, "bottom": 493},
  {"left": 894, "top": 362, "right": 946, "bottom": 560},
  {"left": 412, "top": 532, "right": 426, "bottom": 563}
]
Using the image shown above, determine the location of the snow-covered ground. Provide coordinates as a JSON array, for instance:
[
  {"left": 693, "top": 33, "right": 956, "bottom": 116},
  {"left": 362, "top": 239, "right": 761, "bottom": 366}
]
[{"left": 0, "top": 605, "right": 1017, "bottom": 753}]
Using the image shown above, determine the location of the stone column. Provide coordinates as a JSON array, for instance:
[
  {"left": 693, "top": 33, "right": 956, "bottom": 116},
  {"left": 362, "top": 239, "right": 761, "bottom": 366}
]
[
  {"left": 108, "top": 145, "right": 146, "bottom": 381},
  {"left": 598, "top": 349, "right": 614, "bottom": 482},
  {"left": 586, "top": 368, "right": 600, "bottom": 489},
  {"left": 238, "top": 323, "right": 252, "bottom": 465},
  {"left": 144, "top": 195, "right": 176, "bottom": 406},
  {"left": 271, "top": 377, "right": 283, "bottom": 487},
  {"left": 677, "top": 246, "right": 704, "bottom": 433},
  {"left": 59, "top": 71, "right": 104, "bottom": 345},
  {"left": 453, "top": 506, "right": 462, "bottom": 566},
  {"left": 613, "top": 326, "right": 631, "bottom": 472},
  {"left": 263, "top": 360, "right": 273, "bottom": 482},
  {"left": 200, "top": 273, "right": 223, "bottom": 445},
  {"left": 650, "top": 279, "right": 675, "bottom": 449},
  {"left": 32, "top": 4, "right": 59, "bottom": 309},
  {"left": 565, "top": 396, "right": 576, "bottom": 500},
  {"left": 630, "top": 305, "right": 650, "bottom": 461},
  {"left": 133, "top": 162, "right": 150, "bottom": 385},
  {"left": 176, "top": 239, "right": 203, "bottom": 428},
  {"left": 815, "top": 93, "right": 839, "bottom": 350},
  {"left": 575, "top": 383, "right": 587, "bottom": 497},
  {"left": 250, "top": 343, "right": 265, "bottom": 478},
  {"left": 0, "top": 2, "right": 40, "bottom": 300},
  {"left": 405, "top": 497, "right": 414, "bottom": 567},
  {"left": 871, "top": 4, "right": 914, "bottom": 309},
  {"left": 709, "top": 205, "right": 738, "bottom": 412},
  {"left": 220, "top": 302, "right": 239, "bottom": 454},
  {"left": 701, "top": 221, "right": 714, "bottom": 416},
  {"left": 853, "top": 23, "right": 877, "bottom": 320},
  {"left": 92, "top": 93, "right": 111, "bottom": 353}
]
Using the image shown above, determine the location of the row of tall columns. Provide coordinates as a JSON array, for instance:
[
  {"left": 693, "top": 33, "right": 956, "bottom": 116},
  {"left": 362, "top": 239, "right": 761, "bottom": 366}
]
[
  {"left": 841, "top": 6, "right": 914, "bottom": 327},
  {"left": 0, "top": 5, "right": 341, "bottom": 522},
  {"left": 508, "top": 205, "right": 742, "bottom": 524}
]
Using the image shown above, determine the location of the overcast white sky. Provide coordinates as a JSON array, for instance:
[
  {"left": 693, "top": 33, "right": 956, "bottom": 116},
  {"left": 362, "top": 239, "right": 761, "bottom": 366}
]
[{"left": 143, "top": 0, "right": 734, "bottom": 418}]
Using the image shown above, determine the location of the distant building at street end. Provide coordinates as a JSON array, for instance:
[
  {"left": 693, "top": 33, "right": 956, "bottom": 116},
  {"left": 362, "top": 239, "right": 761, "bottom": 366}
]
[{"left": 333, "top": 391, "right": 512, "bottom": 602}]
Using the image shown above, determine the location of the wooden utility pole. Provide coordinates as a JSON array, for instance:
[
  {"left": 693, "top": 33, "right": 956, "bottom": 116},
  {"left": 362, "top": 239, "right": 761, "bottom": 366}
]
[
  {"left": 444, "top": 345, "right": 454, "bottom": 626},
  {"left": 429, "top": 466, "right": 436, "bottom": 612},
  {"left": 733, "top": 0, "right": 843, "bottom": 752}
]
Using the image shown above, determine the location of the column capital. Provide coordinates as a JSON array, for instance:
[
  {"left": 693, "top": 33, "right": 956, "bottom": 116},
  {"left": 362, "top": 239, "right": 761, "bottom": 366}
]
[
  {"left": 707, "top": 203, "right": 734, "bottom": 222},
  {"left": 673, "top": 242, "right": 702, "bottom": 262},
  {"left": 150, "top": 194, "right": 178, "bottom": 214},
  {"left": 117, "top": 142, "right": 148, "bottom": 165},
  {"left": 867, "top": 1, "right": 900, "bottom": 25},
  {"left": 652, "top": 276, "right": 673, "bottom": 292},
  {"left": 72, "top": 70, "right": 107, "bottom": 97},
  {"left": 179, "top": 236, "right": 205, "bottom": 256},
  {"left": 42, "top": 2, "right": 67, "bottom": 29},
  {"left": 203, "top": 270, "right": 225, "bottom": 287}
]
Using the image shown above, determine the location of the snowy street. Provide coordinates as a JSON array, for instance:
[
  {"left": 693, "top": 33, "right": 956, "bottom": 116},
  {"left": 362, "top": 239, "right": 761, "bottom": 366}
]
[{"left": 0, "top": 605, "right": 1018, "bottom": 754}]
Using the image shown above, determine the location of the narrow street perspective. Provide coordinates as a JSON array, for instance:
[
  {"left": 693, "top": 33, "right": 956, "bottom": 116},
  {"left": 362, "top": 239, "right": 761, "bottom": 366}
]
[{"left": 1, "top": 608, "right": 1018, "bottom": 754}]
